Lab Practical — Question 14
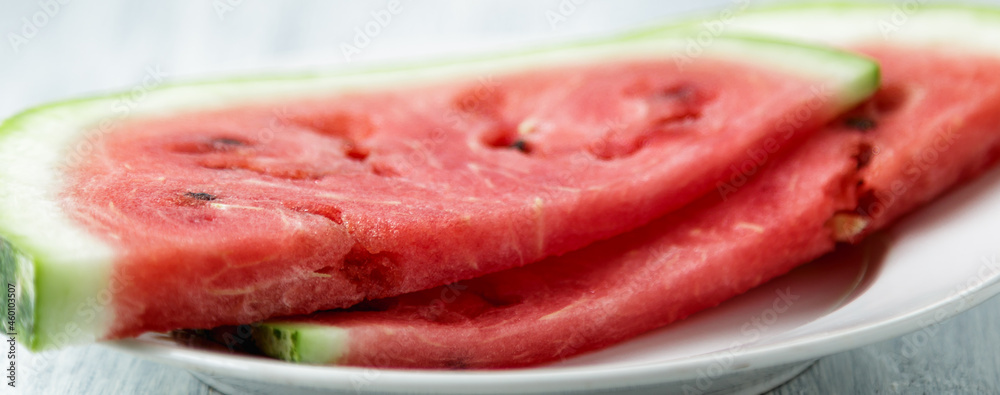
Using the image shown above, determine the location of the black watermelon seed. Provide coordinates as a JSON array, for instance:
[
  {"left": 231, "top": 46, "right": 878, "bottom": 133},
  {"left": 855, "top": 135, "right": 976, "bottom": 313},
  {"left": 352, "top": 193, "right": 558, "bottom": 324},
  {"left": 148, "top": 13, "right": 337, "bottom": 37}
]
[
  {"left": 509, "top": 139, "right": 529, "bottom": 153},
  {"left": 213, "top": 138, "right": 246, "bottom": 146},
  {"left": 845, "top": 117, "right": 877, "bottom": 132},
  {"left": 658, "top": 85, "right": 695, "bottom": 101},
  {"left": 856, "top": 143, "right": 875, "bottom": 169},
  {"left": 185, "top": 192, "right": 217, "bottom": 201}
]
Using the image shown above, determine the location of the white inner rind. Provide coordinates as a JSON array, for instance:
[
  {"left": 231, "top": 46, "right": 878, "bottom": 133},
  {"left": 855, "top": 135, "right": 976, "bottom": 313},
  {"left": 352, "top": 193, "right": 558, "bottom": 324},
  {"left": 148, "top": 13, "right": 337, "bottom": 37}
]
[
  {"left": 0, "top": 31, "right": 877, "bottom": 350},
  {"left": 726, "top": 3, "right": 1000, "bottom": 53},
  {"left": 0, "top": 108, "right": 117, "bottom": 349}
]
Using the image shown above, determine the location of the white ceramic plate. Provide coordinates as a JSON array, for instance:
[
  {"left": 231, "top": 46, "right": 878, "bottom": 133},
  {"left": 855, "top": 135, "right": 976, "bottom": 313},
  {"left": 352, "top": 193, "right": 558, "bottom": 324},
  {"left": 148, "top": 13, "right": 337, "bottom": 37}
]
[{"left": 105, "top": 163, "right": 1000, "bottom": 395}]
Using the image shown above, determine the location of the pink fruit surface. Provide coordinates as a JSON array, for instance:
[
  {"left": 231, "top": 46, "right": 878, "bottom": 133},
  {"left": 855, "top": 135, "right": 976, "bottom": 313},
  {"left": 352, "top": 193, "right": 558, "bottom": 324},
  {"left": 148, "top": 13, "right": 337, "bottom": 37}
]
[{"left": 62, "top": 57, "right": 843, "bottom": 338}]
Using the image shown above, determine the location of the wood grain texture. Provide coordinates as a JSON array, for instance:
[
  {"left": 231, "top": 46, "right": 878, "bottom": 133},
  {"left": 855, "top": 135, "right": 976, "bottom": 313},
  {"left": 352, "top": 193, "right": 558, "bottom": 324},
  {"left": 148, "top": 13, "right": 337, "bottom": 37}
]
[
  {"left": 765, "top": 295, "right": 1000, "bottom": 395},
  {"left": 21, "top": 346, "right": 217, "bottom": 395}
]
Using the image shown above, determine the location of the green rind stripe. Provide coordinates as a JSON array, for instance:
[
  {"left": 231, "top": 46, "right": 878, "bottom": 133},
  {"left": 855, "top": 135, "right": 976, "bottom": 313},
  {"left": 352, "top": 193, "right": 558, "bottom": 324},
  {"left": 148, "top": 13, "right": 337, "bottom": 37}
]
[
  {"left": 253, "top": 322, "right": 348, "bottom": 364},
  {"left": 1, "top": 240, "right": 34, "bottom": 347}
]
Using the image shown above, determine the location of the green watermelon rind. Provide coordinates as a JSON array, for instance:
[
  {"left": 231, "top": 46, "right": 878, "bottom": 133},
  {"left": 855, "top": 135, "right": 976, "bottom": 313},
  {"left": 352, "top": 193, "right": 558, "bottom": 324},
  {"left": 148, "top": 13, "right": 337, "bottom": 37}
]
[
  {"left": 250, "top": 3, "right": 1000, "bottom": 366},
  {"left": 0, "top": 31, "right": 878, "bottom": 351},
  {"left": 251, "top": 322, "right": 348, "bottom": 364}
]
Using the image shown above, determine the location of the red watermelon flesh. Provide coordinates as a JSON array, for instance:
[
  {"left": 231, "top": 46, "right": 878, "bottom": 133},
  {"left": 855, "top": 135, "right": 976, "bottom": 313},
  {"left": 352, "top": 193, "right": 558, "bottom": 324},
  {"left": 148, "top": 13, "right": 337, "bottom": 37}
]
[
  {"left": 846, "top": 45, "right": 1000, "bottom": 236},
  {"left": 253, "top": 45, "right": 1000, "bottom": 369},
  {"left": 254, "top": 126, "right": 866, "bottom": 368},
  {"left": 62, "top": 57, "right": 848, "bottom": 339}
]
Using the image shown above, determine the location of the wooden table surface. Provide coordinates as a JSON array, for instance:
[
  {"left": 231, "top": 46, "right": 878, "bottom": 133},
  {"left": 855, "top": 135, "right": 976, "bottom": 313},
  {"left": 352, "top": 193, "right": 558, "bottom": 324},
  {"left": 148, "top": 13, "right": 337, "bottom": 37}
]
[{"left": 3, "top": 1, "right": 998, "bottom": 394}]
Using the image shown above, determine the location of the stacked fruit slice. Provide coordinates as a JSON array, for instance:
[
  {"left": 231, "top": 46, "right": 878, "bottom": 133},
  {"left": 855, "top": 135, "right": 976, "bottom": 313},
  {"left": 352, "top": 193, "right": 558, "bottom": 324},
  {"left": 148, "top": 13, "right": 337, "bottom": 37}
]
[
  {"left": 2, "top": 3, "right": 999, "bottom": 369},
  {"left": 252, "top": 4, "right": 1000, "bottom": 368}
]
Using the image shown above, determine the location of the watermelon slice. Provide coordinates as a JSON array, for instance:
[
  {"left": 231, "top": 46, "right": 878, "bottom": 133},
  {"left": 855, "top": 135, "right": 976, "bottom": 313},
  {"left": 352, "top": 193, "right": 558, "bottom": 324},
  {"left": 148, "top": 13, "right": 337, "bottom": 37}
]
[
  {"left": 253, "top": 124, "right": 866, "bottom": 368},
  {"left": 725, "top": 3, "right": 1000, "bottom": 238},
  {"left": 0, "top": 34, "right": 878, "bottom": 350},
  {"left": 251, "top": 4, "right": 1000, "bottom": 368}
]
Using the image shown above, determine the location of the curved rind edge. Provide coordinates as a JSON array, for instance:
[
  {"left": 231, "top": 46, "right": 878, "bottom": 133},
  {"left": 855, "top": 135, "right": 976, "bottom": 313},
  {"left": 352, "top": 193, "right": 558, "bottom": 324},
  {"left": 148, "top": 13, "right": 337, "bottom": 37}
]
[
  {"left": 698, "top": 34, "right": 880, "bottom": 111},
  {"left": 719, "top": 2, "right": 1000, "bottom": 55}
]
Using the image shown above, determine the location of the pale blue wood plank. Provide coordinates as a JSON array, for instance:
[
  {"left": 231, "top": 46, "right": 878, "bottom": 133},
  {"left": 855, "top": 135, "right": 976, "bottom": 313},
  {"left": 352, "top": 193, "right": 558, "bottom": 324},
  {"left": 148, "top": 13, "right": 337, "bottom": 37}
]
[{"left": 767, "top": 295, "right": 1000, "bottom": 394}]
